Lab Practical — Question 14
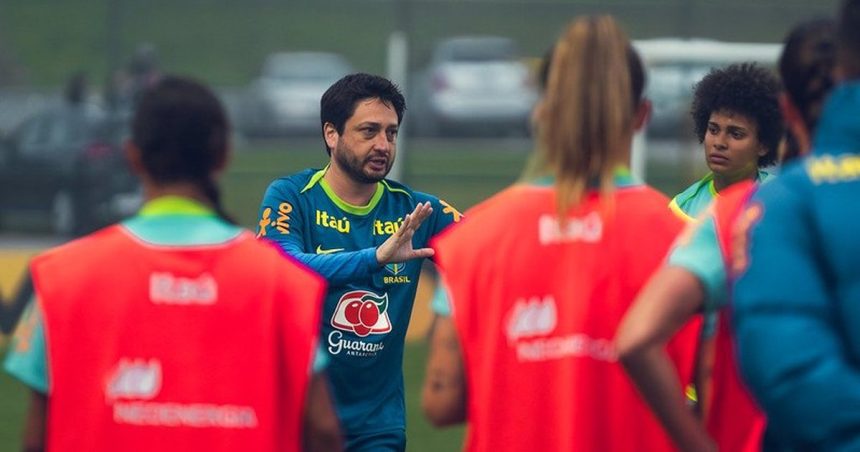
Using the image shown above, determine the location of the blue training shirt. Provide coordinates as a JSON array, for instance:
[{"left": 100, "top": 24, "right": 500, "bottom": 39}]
[{"left": 257, "top": 167, "right": 461, "bottom": 436}]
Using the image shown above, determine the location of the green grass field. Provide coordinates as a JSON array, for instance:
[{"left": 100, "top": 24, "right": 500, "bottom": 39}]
[{"left": 0, "top": 341, "right": 464, "bottom": 451}]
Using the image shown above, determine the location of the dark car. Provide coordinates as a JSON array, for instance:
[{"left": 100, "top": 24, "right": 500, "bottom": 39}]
[{"left": 0, "top": 105, "right": 141, "bottom": 235}]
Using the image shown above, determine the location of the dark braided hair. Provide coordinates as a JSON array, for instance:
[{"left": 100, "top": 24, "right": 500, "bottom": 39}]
[
  {"left": 132, "top": 76, "right": 235, "bottom": 223},
  {"left": 691, "top": 63, "right": 784, "bottom": 167},
  {"left": 780, "top": 18, "right": 837, "bottom": 161}
]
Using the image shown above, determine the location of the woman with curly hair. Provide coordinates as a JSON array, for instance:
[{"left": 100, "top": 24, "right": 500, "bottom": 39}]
[
  {"left": 616, "top": 19, "right": 837, "bottom": 452},
  {"left": 668, "top": 63, "right": 784, "bottom": 221}
]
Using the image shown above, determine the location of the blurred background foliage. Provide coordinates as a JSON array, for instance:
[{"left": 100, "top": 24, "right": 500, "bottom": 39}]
[{"left": 0, "top": 0, "right": 839, "bottom": 87}]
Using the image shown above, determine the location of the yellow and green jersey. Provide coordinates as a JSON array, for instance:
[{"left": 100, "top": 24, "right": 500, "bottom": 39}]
[{"left": 669, "top": 171, "right": 769, "bottom": 222}]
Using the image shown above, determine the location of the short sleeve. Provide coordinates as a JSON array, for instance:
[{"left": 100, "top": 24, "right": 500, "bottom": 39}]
[
  {"left": 667, "top": 214, "right": 727, "bottom": 312},
  {"left": 4, "top": 297, "right": 49, "bottom": 394}
]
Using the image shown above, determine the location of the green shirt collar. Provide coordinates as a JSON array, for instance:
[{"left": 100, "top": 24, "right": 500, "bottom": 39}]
[
  {"left": 530, "top": 167, "right": 637, "bottom": 188},
  {"left": 137, "top": 196, "right": 216, "bottom": 217},
  {"left": 302, "top": 166, "right": 385, "bottom": 215}
]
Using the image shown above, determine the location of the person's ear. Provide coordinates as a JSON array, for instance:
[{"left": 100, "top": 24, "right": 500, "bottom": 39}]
[
  {"left": 633, "top": 99, "right": 651, "bottom": 132},
  {"left": 125, "top": 140, "right": 146, "bottom": 177},
  {"left": 324, "top": 122, "right": 339, "bottom": 154},
  {"left": 211, "top": 144, "right": 230, "bottom": 177}
]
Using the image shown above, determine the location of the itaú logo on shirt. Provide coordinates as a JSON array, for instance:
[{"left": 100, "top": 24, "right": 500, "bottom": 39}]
[
  {"left": 538, "top": 212, "right": 602, "bottom": 245},
  {"left": 505, "top": 296, "right": 558, "bottom": 345},
  {"left": 149, "top": 272, "right": 217, "bottom": 305},
  {"left": 504, "top": 296, "right": 616, "bottom": 363},
  {"left": 106, "top": 358, "right": 162, "bottom": 402},
  {"left": 105, "top": 357, "right": 259, "bottom": 429}
]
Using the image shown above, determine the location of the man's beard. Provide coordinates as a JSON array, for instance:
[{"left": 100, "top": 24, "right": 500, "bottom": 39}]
[{"left": 333, "top": 142, "right": 393, "bottom": 184}]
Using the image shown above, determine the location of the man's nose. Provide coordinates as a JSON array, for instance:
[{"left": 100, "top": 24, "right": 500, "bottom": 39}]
[{"left": 373, "top": 132, "right": 393, "bottom": 151}]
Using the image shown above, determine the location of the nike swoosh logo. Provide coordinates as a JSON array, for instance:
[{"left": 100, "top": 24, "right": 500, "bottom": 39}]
[{"left": 316, "top": 245, "right": 345, "bottom": 255}]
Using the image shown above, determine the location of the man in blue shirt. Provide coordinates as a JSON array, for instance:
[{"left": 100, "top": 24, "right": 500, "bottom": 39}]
[
  {"left": 732, "top": 2, "right": 860, "bottom": 449},
  {"left": 257, "top": 73, "right": 461, "bottom": 451}
]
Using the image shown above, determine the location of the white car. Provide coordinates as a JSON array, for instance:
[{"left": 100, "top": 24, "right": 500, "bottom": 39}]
[
  {"left": 411, "top": 36, "right": 538, "bottom": 137},
  {"left": 238, "top": 52, "right": 354, "bottom": 137}
]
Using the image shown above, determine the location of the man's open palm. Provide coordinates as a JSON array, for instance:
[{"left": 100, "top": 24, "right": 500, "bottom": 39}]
[{"left": 376, "top": 202, "right": 435, "bottom": 265}]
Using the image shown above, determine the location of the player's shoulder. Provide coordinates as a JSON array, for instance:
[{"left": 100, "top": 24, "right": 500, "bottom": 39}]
[
  {"left": 380, "top": 178, "right": 459, "bottom": 210},
  {"left": 441, "top": 184, "right": 523, "bottom": 229},
  {"left": 34, "top": 225, "right": 126, "bottom": 266},
  {"left": 672, "top": 174, "right": 712, "bottom": 207},
  {"left": 267, "top": 168, "right": 321, "bottom": 196},
  {"left": 752, "top": 159, "right": 810, "bottom": 205},
  {"left": 619, "top": 184, "right": 676, "bottom": 217},
  {"left": 240, "top": 233, "right": 324, "bottom": 283},
  {"left": 618, "top": 184, "right": 685, "bottom": 231},
  {"left": 380, "top": 178, "right": 423, "bottom": 201}
]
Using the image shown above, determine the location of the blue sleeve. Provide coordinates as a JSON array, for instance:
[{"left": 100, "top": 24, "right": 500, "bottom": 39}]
[
  {"left": 667, "top": 213, "right": 727, "bottom": 311},
  {"left": 311, "top": 342, "right": 328, "bottom": 374},
  {"left": 732, "top": 179, "right": 860, "bottom": 450},
  {"left": 3, "top": 297, "right": 49, "bottom": 394},
  {"left": 430, "top": 280, "right": 452, "bottom": 317},
  {"left": 256, "top": 180, "right": 379, "bottom": 286},
  {"left": 425, "top": 196, "right": 463, "bottom": 238}
]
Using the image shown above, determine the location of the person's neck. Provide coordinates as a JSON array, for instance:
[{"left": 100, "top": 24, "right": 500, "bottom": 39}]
[
  {"left": 143, "top": 182, "right": 213, "bottom": 208},
  {"left": 323, "top": 163, "right": 377, "bottom": 206},
  {"left": 712, "top": 170, "right": 756, "bottom": 193}
]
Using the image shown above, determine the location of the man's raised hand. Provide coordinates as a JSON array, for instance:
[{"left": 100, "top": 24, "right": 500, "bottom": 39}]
[{"left": 376, "top": 202, "right": 434, "bottom": 265}]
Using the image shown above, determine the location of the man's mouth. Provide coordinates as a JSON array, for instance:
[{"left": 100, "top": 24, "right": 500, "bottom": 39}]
[{"left": 366, "top": 155, "right": 389, "bottom": 171}]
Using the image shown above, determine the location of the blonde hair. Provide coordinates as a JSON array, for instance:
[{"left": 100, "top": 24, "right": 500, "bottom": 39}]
[{"left": 540, "top": 16, "right": 639, "bottom": 218}]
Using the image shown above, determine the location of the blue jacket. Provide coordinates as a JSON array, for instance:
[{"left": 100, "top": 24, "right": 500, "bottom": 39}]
[{"left": 732, "top": 81, "right": 860, "bottom": 450}]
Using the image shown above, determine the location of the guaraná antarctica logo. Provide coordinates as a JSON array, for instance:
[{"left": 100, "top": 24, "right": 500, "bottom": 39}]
[{"left": 330, "top": 290, "right": 392, "bottom": 337}]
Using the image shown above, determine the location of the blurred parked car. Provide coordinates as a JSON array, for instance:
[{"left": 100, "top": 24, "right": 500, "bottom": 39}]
[
  {"left": 633, "top": 38, "right": 782, "bottom": 139},
  {"left": 0, "top": 105, "right": 140, "bottom": 235},
  {"left": 238, "top": 51, "right": 354, "bottom": 137},
  {"left": 410, "top": 36, "right": 538, "bottom": 137}
]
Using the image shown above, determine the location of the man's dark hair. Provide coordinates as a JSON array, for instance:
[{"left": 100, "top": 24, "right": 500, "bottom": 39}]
[
  {"left": 132, "top": 75, "right": 234, "bottom": 222},
  {"left": 691, "top": 63, "right": 784, "bottom": 167},
  {"left": 839, "top": 0, "right": 860, "bottom": 79},
  {"left": 319, "top": 73, "right": 406, "bottom": 155}
]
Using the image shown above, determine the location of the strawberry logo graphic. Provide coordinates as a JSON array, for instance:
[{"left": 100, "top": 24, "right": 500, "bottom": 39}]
[{"left": 331, "top": 291, "right": 392, "bottom": 337}]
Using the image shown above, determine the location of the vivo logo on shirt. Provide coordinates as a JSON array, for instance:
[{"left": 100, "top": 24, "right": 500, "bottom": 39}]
[
  {"left": 538, "top": 212, "right": 603, "bottom": 245},
  {"left": 150, "top": 272, "right": 217, "bottom": 305}
]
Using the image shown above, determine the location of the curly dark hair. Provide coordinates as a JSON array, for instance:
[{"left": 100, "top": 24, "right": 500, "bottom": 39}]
[{"left": 690, "top": 63, "right": 784, "bottom": 167}]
